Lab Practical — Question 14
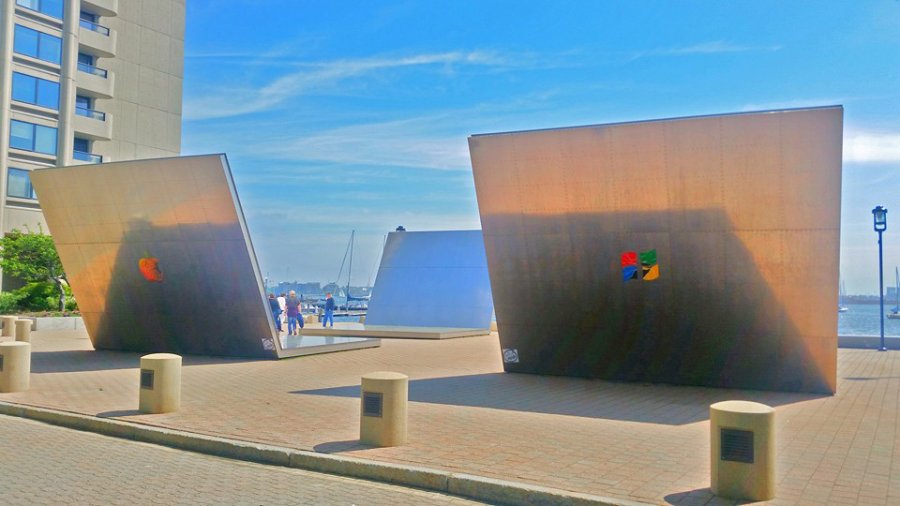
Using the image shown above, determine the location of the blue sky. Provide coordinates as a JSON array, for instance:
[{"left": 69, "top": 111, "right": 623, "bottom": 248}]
[{"left": 181, "top": 1, "right": 900, "bottom": 293}]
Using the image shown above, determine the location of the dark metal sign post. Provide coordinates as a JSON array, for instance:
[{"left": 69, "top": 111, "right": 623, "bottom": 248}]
[{"left": 873, "top": 205, "right": 888, "bottom": 352}]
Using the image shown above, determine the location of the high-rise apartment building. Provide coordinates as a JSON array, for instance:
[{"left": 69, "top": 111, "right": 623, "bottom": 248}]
[{"left": 0, "top": 0, "right": 184, "bottom": 244}]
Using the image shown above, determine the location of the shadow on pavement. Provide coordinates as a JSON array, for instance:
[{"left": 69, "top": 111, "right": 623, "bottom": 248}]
[
  {"left": 664, "top": 488, "right": 729, "bottom": 505},
  {"left": 313, "top": 440, "right": 374, "bottom": 454},
  {"left": 31, "top": 350, "right": 259, "bottom": 373},
  {"left": 97, "top": 409, "right": 142, "bottom": 418},
  {"left": 293, "top": 372, "right": 823, "bottom": 425}
]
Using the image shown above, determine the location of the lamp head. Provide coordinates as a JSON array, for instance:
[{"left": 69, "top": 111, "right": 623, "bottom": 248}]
[{"left": 873, "top": 205, "right": 888, "bottom": 232}]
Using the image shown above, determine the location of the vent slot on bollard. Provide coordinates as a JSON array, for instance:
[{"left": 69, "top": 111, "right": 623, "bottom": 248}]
[
  {"left": 140, "top": 369, "right": 154, "bottom": 390},
  {"left": 721, "top": 428, "right": 754, "bottom": 463},
  {"left": 362, "top": 391, "right": 383, "bottom": 417},
  {"left": 0, "top": 355, "right": 3, "bottom": 372}
]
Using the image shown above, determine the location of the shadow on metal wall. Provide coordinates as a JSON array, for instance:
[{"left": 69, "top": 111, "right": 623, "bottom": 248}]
[{"left": 480, "top": 208, "right": 835, "bottom": 395}]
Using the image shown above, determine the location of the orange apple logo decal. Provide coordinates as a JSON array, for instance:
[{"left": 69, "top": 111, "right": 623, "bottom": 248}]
[{"left": 139, "top": 254, "right": 163, "bottom": 282}]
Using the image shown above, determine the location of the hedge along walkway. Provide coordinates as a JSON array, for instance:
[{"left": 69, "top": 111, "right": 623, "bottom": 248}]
[{"left": 1, "top": 330, "right": 899, "bottom": 506}]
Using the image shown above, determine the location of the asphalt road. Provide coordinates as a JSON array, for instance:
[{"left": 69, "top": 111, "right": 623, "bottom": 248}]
[{"left": 0, "top": 414, "right": 484, "bottom": 505}]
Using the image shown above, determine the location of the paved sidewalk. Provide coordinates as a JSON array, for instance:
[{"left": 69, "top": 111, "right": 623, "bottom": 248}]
[
  {"left": 1, "top": 330, "right": 898, "bottom": 505},
  {"left": 0, "top": 414, "right": 483, "bottom": 505}
]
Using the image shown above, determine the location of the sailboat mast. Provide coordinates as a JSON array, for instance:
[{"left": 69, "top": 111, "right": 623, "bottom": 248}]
[{"left": 346, "top": 230, "right": 355, "bottom": 307}]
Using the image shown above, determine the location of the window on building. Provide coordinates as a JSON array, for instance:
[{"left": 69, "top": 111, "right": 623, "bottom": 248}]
[
  {"left": 11, "top": 72, "right": 60, "bottom": 110},
  {"left": 73, "top": 137, "right": 90, "bottom": 153},
  {"left": 77, "top": 52, "right": 94, "bottom": 66},
  {"left": 9, "top": 120, "right": 58, "bottom": 155},
  {"left": 7, "top": 168, "right": 37, "bottom": 200},
  {"left": 15, "top": 0, "right": 64, "bottom": 20},
  {"left": 13, "top": 25, "right": 62, "bottom": 65},
  {"left": 80, "top": 11, "right": 97, "bottom": 23},
  {"left": 76, "top": 95, "right": 91, "bottom": 110}
]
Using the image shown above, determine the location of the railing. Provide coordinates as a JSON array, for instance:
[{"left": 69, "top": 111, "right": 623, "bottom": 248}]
[
  {"left": 77, "top": 62, "right": 108, "bottom": 78},
  {"left": 79, "top": 18, "right": 111, "bottom": 36},
  {"left": 73, "top": 151, "right": 102, "bottom": 163},
  {"left": 75, "top": 106, "right": 106, "bottom": 121}
]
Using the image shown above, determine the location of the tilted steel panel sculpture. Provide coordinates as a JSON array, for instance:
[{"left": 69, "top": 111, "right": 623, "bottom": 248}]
[
  {"left": 468, "top": 107, "right": 842, "bottom": 394},
  {"left": 30, "top": 154, "right": 377, "bottom": 358},
  {"left": 366, "top": 230, "right": 494, "bottom": 329}
]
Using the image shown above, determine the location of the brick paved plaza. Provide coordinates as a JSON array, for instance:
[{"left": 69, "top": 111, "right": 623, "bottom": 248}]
[
  {"left": 0, "top": 414, "right": 484, "bottom": 505},
  {"left": 1, "top": 330, "right": 898, "bottom": 505}
]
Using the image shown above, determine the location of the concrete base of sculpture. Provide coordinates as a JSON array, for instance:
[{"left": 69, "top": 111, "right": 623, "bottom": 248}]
[
  {"left": 303, "top": 323, "right": 489, "bottom": 340},
  {"left": 710, "top": 401, "right": 775, "bottom": 501},
  {"left": 277, "top": 335, "right": 380, "bottom": 357},
  {"left": 139, "top": 353, "right": 182, "bottom": 414},
  {"left": 0, "top": 342, "right": 30, "bottom": 392},
  {"left": 14, "top": 320, "right": 32, "bottom": 343},
  {"left": 360, "top": 371, "right": 408, "bottom": 447}
]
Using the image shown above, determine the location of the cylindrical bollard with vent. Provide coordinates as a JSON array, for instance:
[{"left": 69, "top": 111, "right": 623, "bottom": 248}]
[
  {"left": 15, "top": 319, "right": 32, "bottom": 343},
  {"left": 0, "top": 341, "right": 31, "bottom": 392},
  {"left": 710, "top": 400, "right": 775, "bottom": 501},
  {"left": 1, "top": 316, "right": 17, "bottom": 338},
  {"left": 360, "top": 371, "right": 408, "bottom": 447},
  {"left": 139, "top": 353, "right": 182, "bottom": 414}
]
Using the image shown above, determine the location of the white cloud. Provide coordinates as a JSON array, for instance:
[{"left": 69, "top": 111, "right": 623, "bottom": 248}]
[
  {"left": 844, "top": 131, "right": 900, "bottom": 163},
  {"left": 628, "top": 41, "right": 781, "bottom": 61},
  {"left": 184, "top": 51, "right": 517, "bottom": 120},
  {"left": 257, "top": 117, "right": 471, "bottom": 171}
]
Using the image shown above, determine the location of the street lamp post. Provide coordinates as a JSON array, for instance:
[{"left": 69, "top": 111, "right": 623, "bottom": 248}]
[{"left": 873, "top": 205, "right": 888, "bottom": 352}]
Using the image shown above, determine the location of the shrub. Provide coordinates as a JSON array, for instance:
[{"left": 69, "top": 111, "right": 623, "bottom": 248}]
[
  {"left": 12, "top": 282, "right": 74, "bottom": 311},
  {"left": 0, "top": 291, "right": 24, "bottom": 314}
]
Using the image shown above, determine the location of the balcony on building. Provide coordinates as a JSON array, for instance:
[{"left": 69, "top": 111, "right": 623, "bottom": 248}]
[
  {"left": 72, "top": 150, "right": 103, "bottom": 164},
  {"left": 78, "top": 18, "right": 117, "bottom": 58},
  {"left": 73, "top": 106, "right": 112, "bottom": 141},
  {"left": 81, "top": 0, "right": 118, "bottom": 17},
  {"left": 75, "top": 61, "right": 114, "bottom": 99}
]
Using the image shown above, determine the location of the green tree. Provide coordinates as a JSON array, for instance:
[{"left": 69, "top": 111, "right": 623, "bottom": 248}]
[{"left": 0, "top": 227, "right": 67, "bottom": 311}]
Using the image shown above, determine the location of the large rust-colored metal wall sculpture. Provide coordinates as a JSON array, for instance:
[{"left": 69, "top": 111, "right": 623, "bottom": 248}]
[
  {"left": 468, "top": 107, "right": 842, "bottom": 394},
  {"left": 30, "top": 155, "right": 377, "bottom": 358}
]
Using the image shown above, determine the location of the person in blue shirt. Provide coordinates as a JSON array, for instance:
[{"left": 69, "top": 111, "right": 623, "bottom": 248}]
[
  {"left": 267, "top": 293, "right": 282, "bottom": 332},
  {"left": 286, "top": 290, "right": 303, "bottom": 335},
  {"left": 323, "top": 292, "right": 336, "bottom": 327}
]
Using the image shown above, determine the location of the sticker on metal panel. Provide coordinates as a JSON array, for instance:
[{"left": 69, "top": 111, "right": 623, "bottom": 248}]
[
  {"left": 502, "top": 348, "right": 519, "bottom": 363},
  {"left": 261, "top": 337, "right": 275, "bottom": 351}
]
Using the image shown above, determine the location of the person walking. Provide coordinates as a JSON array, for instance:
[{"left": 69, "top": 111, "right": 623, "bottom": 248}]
[
  {"left": 323, "top": 292, "right": 336, "bottom": 327},
  {"left": 286, "top": 291, "right": 304, "bottom": 335},
  {"left": 268, "top": 293, "right": 282, "bottom": 332},
  {"left": 277, "top": 293, "right": 287, "bottom": 329}
]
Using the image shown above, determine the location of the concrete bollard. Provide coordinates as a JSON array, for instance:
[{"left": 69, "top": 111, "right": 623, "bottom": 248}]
[
  {"left": 360, "top": 371, "right": 408, "bottom": 447},
  {"left": 490, "top": 321, "right": 498, "bottom": 332},
  {"left": 359, "top": 315, "right": 366, "bottom": 324},
  {"left": 307, "top": 315, "right": 319, "bottom": 324},
  {"left": 139, "top": 353, "right": 182, "bottom": 414},
  {"left": 1, "top": 316, "right": 17, "bottom": 338},
  {"left": 0, "top": 341, "right": 31, "bottom": 392},
  {"left": 710, "top": 400, "right": 776, "bottom": 501},
  {"left": 15, "top": 319, "right": 32, "bottom": 343}
]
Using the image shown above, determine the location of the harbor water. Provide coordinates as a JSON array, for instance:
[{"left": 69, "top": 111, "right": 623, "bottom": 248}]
[{"left": 839, "top": 303, "right": 900, "bottom": 336}]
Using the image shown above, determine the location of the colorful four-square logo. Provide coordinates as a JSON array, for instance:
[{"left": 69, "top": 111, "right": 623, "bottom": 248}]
[{"left": 621, "top": 249, "right": 659, "bottom": 281}]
